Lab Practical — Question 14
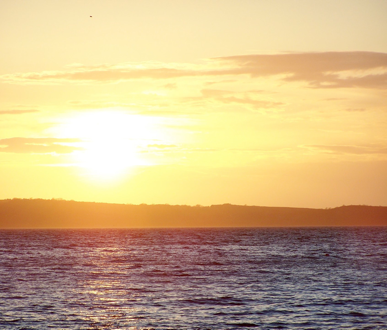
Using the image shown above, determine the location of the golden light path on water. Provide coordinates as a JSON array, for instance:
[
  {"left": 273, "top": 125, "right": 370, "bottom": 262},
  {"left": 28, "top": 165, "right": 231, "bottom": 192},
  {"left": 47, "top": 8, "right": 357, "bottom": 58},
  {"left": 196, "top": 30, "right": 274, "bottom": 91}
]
[
  {"left": 52, "top": 110, "right": 171, "bottom": 181},
  {"left": 2, "top": 228, "right": 386, "bottom": 328}
]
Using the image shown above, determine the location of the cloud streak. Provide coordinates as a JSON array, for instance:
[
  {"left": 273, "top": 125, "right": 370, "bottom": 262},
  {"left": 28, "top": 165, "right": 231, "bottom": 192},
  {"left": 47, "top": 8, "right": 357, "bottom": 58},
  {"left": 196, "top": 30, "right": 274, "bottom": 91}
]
[
  {"left": 0, "top": 110, "right": 39, "bottom": 115},
  {"left": 307, "top": 144, "right": 387, "bottom": 155},
  {"left": 1, "top": 66, "right": 197, "bottom": 84},
  {"left": 2, "top": 52, "right": 387, "bottom": 89},
  {"left": 0, "top": 138, "right": 82, "bottom": 154},
  {"left": 217, "top": 51, "right": 387, "bottom": 89},
  {"left": 200, "top": 89, "right": 283, "bottom": 110}
]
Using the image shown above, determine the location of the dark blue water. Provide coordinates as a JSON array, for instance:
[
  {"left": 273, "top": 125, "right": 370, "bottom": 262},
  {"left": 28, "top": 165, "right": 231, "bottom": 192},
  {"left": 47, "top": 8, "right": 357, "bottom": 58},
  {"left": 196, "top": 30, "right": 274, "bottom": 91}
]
[{"left": 0, "top": 227, "right": 386, "bottom": 329}]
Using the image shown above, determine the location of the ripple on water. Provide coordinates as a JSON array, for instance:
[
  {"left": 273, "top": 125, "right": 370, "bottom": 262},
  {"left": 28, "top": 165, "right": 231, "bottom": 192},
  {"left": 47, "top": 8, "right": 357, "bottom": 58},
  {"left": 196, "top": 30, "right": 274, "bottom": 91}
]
[{"left": 0, "top": 227, "right": 386, "bottom": 329}]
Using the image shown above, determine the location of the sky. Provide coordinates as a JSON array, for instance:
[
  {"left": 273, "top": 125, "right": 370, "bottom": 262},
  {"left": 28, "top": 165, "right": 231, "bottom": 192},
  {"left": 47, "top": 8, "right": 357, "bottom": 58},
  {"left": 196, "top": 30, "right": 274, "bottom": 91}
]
[{"left": 1, "top": 0, "right": 387, "bottom": 208}]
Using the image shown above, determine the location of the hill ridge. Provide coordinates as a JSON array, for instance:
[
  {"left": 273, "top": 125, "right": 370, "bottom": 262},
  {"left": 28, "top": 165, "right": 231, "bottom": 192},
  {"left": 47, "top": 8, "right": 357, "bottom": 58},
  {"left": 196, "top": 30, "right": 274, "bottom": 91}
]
[{"left": 0, "top": 199, "right": 386, "bottom": 228}]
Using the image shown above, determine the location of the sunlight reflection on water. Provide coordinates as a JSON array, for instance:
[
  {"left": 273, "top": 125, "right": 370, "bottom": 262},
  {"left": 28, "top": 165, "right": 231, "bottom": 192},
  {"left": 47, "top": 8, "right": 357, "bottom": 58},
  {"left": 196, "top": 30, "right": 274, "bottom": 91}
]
[{"left": 0, "top": 227, "right": 386, "bottom": 329}]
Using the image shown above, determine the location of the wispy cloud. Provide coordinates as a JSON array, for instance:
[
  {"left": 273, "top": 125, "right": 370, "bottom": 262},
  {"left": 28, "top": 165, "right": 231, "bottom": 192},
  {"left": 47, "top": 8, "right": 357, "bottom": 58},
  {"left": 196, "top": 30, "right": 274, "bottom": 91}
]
[
  {"left": 200, "top": 89, "right": 283, "bottom": 110},
  {"left": 345, "top": 108, "right": 366, "bottom": 112},
  {"left": 0, "top": 137, "right": 82, "bottom": 154},
  {"left": 217, "top": 52, "right": 387, "bottom": 89},
  {"left": 67, "top": 100, "right": 137, "bottom": 110},
  {"left": 307, "top": 144, "right": 387, "bottom": 155},
  {"left": 2, "top": 52, "right": 386, "bottom": 89},
  {"left": 0, "top": 110, "right": 39, "bottom": 115},
  {"left": 0, "top": 65, "right": 197, "bottom": 84},
  {"left": 146, "top": 144, "right": 179, "bottom": 149}
]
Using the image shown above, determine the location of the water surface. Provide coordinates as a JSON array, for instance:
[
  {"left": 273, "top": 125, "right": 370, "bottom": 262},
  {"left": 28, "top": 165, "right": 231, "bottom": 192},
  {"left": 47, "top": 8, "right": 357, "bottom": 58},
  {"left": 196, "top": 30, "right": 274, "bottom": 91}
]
[{"left": 0, "top": 227, "right": 386, "bottom": 329}]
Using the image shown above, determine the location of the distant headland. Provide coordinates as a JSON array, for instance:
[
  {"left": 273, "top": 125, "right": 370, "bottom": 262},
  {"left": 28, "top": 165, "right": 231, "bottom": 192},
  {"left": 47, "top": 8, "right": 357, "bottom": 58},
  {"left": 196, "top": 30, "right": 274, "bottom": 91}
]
[{"left": 0, "top": 199, "right": 386, "bottom": 229}]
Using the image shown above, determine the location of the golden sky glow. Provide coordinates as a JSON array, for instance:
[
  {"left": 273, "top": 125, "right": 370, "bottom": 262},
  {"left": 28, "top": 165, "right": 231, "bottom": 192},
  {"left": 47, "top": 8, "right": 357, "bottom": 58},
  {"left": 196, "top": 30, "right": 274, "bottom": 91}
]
[{"left": 1, "top": 0, "right": 387, "bottom": 207}]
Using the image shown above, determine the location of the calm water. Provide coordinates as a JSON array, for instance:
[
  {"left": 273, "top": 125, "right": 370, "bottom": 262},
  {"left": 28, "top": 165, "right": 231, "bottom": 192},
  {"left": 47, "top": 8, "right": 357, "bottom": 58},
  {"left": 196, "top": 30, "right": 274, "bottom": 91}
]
[{"left": 0, "top": 227, "right": 386, "bottom": 329}]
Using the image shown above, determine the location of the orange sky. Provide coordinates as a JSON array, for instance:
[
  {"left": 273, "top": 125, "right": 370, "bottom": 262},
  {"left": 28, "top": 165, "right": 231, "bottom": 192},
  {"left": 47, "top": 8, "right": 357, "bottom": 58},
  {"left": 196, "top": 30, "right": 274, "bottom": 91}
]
[{"left": 1, "top": 0, "right": 387, "bottom": 208}]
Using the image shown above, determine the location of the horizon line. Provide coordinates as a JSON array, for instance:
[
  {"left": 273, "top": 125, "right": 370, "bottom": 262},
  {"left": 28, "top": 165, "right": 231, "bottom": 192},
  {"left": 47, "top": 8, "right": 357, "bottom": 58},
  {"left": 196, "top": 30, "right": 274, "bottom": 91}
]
[{"left": 2, "top": 198, "right": 386, "bottom": 209}]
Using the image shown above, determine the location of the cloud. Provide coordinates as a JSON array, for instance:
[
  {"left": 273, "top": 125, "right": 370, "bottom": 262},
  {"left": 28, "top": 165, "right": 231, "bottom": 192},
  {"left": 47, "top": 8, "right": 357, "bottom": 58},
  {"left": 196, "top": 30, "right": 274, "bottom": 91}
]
[
  {"left": 0, "top": 138, "right": 82, "bottom": 154},
  {"left": 162, "top": 83, "right": 177, "bottom": 89},
  {"left": 307, "top": 144, "right": 387, "bottom": 155},
  {"left": 147, "top": 144, "right": 179, "bottom": 149},
  {"left": 216, "top": 51, "right": 387, "bottom": 89},
  {"left": 2, "top": 52, "right": 387, "bottom": 89},
  {"left": 141, "top": 145, "right": 222, "bottom": 154},
  {"left": 200, "top": 89, "right": 283, "bottom": 110},
  {"left": 67, "top": 100, "right": 136, "bottom": 110},
  {"left": 345, "top": 108, "right": 366, "bottom": 112},
  {"left": 0, "top": 110, "right": 39, "bottom": 115},
  {"left": 1, "top": 65, "right": 196, "bottom": 84}
]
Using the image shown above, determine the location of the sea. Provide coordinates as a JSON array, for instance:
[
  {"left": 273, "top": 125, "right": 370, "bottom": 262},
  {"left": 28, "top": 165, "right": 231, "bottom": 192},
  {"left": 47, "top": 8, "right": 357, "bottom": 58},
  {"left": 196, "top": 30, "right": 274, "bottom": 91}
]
[{"left": 0, "top": 227, "right": 386, "bottom": 329}]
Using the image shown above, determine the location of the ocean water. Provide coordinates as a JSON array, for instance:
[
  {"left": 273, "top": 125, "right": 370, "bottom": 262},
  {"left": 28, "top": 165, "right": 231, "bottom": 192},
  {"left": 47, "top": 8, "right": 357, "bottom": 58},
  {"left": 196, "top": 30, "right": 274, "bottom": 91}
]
[{"left": 0, "top": 227, "right": 386, "bottom": 329}]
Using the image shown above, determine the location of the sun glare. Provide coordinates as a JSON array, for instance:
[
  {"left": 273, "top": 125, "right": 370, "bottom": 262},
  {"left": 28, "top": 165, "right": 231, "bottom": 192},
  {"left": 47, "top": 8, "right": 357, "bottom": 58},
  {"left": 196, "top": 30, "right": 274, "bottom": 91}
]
[{"left": 53, "top": 111, "right": 165, "bottom": 180}]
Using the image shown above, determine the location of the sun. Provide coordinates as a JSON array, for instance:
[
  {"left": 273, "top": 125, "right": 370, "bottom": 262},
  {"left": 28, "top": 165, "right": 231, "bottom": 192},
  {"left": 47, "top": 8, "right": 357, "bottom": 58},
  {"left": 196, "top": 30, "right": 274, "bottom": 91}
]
[{"left": 53, "top": 110, "right": 164, "bottom": 180}]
